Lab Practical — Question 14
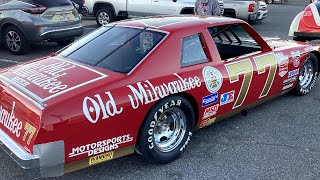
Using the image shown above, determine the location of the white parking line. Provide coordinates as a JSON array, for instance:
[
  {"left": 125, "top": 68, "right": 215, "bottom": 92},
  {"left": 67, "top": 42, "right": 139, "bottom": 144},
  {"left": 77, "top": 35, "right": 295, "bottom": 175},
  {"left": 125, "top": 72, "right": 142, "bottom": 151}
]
[{"left": 0, "top": 59, "right": 19, "bottom": 64}]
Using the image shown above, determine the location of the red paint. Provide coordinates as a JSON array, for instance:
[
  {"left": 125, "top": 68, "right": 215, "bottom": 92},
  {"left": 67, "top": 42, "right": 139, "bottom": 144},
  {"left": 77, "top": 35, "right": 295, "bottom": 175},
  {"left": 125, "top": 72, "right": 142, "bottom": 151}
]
[{"left": 0, "top": 16, "right": 316, "bottom": 166}]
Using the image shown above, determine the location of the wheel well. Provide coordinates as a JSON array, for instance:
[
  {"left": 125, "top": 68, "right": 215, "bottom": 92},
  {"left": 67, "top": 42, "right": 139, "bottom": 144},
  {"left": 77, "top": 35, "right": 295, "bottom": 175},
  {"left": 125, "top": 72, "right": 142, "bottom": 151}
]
[
  {"left": 93, "top": 3, "right": 116, "bottom": 17},
  {"left": 310, "top": 51, "right": 320, "bottom": 74},
  {"left": 136, "top": 93, "right": 199, "bottom": 149},
  {"left": 0, "top": 23, "right": 21, "bottom": 43},
  {"left": 176, "top": 92, "right": 199, "bottom": 128},
  {"left": 180, "top": 8, "right": 194, "bottom": 14},
  {"left": 223, "top": 9, "right": 236, "bottom": 18}
]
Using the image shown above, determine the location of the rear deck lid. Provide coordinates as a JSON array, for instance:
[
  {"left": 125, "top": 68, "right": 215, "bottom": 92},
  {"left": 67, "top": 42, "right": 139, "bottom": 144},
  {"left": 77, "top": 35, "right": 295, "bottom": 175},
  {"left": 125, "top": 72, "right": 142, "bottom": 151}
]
[{"left": 0, "top": 57, "right": 108, "bottom": 106}]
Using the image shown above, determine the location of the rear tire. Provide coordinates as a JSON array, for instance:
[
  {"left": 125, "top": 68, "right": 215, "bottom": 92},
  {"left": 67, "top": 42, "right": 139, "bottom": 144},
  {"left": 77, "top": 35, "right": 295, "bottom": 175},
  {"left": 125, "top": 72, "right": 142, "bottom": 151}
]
[
  {"left": 57, "top": 38, "right": 75, "bottom": 47},
  {"left": 4, "top": 26, "right": 29, "bottom": 55},
  {"left": 96, "top": 8, "right": 115, "bottom": 26},
  {"left": 137, "top": 96, "right": 195, "bottom": 164},
  {"left": 294, "top": 53, "right": 318, "bottom": 95}
]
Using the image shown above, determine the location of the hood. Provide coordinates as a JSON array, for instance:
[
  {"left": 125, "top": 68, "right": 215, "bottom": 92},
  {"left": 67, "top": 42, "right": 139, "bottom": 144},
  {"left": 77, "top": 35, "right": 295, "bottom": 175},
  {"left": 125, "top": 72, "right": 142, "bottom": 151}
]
[{"left": 0, "top": 56, "right": 122, "bottom": 108}]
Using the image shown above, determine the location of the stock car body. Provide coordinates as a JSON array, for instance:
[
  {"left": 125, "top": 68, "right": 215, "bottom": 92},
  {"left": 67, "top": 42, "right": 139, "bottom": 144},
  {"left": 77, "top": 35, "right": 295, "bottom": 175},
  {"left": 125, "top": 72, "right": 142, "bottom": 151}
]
[
  {"left": 289, "top": 0, "right": 320, "bottom": 41},
  {"left": 0, "top": 16, "right": 319, "bottom": 178}
]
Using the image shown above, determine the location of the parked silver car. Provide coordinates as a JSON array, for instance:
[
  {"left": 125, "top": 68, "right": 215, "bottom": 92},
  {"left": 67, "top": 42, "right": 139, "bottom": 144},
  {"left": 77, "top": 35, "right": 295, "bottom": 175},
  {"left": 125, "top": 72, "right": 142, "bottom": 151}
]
[{"left": 0, "top": 0, "right": 84, "bottom": 55}]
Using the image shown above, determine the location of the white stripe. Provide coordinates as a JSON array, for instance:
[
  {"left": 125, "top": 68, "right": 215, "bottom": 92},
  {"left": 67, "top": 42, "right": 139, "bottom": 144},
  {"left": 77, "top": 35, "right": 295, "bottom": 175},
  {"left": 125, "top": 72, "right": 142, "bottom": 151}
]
[
  {"left": 310, "top": 4, "right": 320, "bottom": 26},
  {"left": 0, "top": 59, "right": 19, "bottom": 64}
]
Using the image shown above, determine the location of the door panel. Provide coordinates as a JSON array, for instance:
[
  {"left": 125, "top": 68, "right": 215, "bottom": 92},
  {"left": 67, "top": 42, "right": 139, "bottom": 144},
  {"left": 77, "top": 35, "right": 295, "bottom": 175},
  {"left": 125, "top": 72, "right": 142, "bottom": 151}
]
[
  {"left": 127, "top": 0, "right": 152, "bottom": 17},
  {"left": 151, "top": 0, "right": 178, "bottom": 15}
]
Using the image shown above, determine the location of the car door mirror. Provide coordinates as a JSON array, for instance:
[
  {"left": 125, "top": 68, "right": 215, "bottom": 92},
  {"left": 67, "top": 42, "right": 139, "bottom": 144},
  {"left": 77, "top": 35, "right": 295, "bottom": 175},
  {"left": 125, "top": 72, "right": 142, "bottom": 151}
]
[{"left": 173, "top": 0, "right": 177, "bottom": 2}]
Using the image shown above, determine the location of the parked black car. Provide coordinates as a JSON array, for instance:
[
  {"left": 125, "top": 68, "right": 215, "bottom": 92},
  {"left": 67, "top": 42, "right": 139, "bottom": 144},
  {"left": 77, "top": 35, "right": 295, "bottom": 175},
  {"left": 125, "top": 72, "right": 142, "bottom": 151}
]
[{"left": 0, "top": 0, "right": 84, "bottom": 55}]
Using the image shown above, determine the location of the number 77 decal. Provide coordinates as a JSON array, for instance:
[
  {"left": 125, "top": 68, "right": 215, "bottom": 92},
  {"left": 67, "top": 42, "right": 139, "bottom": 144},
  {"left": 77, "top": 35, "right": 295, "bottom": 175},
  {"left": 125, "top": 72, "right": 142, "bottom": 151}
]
[{"left": 225, "top": 53, "right": 277, "bottom": 109}]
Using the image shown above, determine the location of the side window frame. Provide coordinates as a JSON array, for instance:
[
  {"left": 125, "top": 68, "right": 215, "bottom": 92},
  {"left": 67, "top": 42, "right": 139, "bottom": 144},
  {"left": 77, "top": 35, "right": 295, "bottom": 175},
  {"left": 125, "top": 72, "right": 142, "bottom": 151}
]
[
  {"left": 180, "top": 33, "right": 209, "bottom": 68},
  {"left": 207, "top": 23, "right": 266, "bottom": 61}
]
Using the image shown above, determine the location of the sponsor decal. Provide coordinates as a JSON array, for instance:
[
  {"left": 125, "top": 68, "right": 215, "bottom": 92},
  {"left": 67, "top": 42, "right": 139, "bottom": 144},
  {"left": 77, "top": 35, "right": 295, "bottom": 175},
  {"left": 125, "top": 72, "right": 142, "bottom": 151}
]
[
  {"left": 89, "top": 151, "right": 114, "bottom": 165},
  {"left": 283, "top": 76, "right": 297, "bottom": 85},
  {"left": 202, "top": 93, "right": 218, "bottom": 107},
  {"left": 291, "top": 50, "right": 301, "bottom": 58},
  {"left": 200, "top": 117, "right": 216, "bottom": 128},
  {"left": 83, "top": 74, "right": 201, "bottom": 123},
  {"left": 288, "top": 69, "right": 299, "bottom": 78},
  {"left": 150, "top": 99, "right": 183, "bottom": 150},
  {"left": 69, "top": 134, "right": 133, "bottom": 158},
  {"left": 220, "top": 90, "right": 235, "bottom": 106},
  {"left": 127, "top": 73, "right": 201, "bottom": 109},
  {"left": 202, "top": 104, "right": 219, "bottom": 120},
  {"left": 275, "top": 53, "right": 289, "bottom": 77},
  {"left": 293, "top": 58, "right": 300, "bottom": 68},
  {"left": 202, "top": 66, "right": 223, "bottom": 93},
  {"left": 83, "top": 92, "right": 123, "bottom": 124},
  {"left": 282, "top": 83, "right": 294, "bottom": 91},
  {"left": 2, "top": 58, "right": 107, "bottom": 101},
  {"left": 0, "top": 102, "right": 37, "bottom": 144},
  {"left": 0, "top": 102, "right": 23, "bottom": 138},
  {"left": 8, "top": 61, "right": 75, "bottom": 93}
]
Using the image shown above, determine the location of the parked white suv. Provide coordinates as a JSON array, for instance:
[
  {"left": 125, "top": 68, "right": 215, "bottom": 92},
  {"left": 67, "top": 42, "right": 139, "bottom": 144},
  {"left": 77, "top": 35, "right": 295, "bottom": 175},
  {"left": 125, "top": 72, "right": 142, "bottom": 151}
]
[
  {"left": 223, "top": 0, "right": 259, "bottom": 22},
  {"left": 85, "top": 0, "right": 224, "bottom": 26},
  {"left": 85, "top": 0, "right": 194, "bottom": 26}
]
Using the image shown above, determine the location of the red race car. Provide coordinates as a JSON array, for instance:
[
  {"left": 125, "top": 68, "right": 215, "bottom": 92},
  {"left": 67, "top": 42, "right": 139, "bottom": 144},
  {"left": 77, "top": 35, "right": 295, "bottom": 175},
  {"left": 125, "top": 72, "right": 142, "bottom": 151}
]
[
  {"left": 0, "top": 16, "right": 319, "bottom": 178},
  {"left": 289, "top": 0, "right": 320, "bottom": 41}
]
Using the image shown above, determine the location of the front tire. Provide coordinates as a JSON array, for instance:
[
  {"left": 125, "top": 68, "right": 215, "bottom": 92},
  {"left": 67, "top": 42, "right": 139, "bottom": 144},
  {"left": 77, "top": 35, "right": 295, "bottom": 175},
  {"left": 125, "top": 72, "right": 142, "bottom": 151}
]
[
  {"left": 137, "top": 96, "right": 195, "bottom": 164},
  {"left": 4, "top": 26, "right": 29, "bottom": 55},
  {"left": 96, "top": 8, "right": 115, "bottom": 26},
  {"left": 295, "top": 53, "right": 319, "bottom": 95}
]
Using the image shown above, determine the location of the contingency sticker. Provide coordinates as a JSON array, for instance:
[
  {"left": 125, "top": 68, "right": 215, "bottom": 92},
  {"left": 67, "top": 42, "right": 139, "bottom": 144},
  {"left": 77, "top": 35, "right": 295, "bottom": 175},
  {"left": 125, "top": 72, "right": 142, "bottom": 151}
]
[
  {"left": 275, "top": 52, "right": 289, "bottom": 77},
  {"left": 202, "top": 66, "right": 223, "bottom": 94},
  {"left": 89, "top": 151, "right": 114, "bottom": 165}
]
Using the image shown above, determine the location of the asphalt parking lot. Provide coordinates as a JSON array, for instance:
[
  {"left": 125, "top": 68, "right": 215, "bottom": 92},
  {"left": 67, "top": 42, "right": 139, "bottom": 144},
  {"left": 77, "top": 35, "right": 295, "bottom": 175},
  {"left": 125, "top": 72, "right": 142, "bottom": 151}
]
[{"left": 1, "top": 0, "right": 320, "bottom": 180}]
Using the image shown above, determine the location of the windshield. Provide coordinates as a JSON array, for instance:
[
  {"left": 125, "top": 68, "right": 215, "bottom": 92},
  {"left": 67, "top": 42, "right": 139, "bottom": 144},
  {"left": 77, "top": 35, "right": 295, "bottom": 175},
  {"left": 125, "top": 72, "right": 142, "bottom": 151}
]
[{"left": 59, "top": 26, "right": 166, "bottom": 74}]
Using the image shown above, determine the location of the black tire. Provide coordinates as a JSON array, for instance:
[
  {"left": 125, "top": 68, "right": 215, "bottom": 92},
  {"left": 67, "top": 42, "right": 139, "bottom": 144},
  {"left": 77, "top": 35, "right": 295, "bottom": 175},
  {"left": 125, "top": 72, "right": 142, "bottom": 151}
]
[
  {"left": 57, "top": 38, "right": 75, "bottom": 46},
  {"left": 266, "top": 0, "right": 274, "bottom": 4},
  {"left": 294, "top": 53, "right": 319, "bottom": 95},
  {"left": 137, "top": 96, "right": 195, "bottom": 164},
  {"left": 95, "top": 8, "right": 115, "bottom": 26},
  {"left": 4, "top": 26, "right": 29, "bottom": 55}
]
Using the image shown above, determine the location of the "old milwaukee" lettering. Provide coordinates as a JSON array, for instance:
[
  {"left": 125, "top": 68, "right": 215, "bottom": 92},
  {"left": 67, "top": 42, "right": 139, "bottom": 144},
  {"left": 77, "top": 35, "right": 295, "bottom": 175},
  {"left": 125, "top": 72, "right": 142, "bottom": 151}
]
[{"left": 0, "top": 102, "right": 23, "bottom": 137}]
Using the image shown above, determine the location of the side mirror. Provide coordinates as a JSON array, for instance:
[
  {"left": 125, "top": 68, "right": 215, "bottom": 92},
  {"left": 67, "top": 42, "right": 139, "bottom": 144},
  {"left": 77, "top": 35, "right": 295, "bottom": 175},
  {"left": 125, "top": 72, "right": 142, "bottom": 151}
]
[{"left": 173, "top": 0, "right": 177, "bottom": 2}]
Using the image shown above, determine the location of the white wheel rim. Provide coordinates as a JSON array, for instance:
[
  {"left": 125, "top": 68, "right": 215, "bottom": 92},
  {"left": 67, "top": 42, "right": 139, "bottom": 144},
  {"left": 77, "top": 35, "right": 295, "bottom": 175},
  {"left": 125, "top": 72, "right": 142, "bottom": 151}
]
[
  {"left": 299, "top": 57, "right": 315, "bottom": 89},
  {"left": 153, "top": 107, "right": 187, "bottom": 153},
  {"left": 98, "top": 12, "right": 110, "bottom": 25}
]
